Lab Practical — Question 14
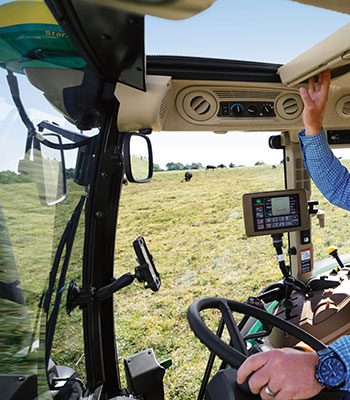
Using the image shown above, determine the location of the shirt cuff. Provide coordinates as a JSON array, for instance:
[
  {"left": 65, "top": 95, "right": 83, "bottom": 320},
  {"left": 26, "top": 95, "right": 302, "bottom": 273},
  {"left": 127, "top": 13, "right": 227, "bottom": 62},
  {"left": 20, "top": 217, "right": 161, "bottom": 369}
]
[
  {"left": 329, "top": 336, "right": 350, "bottom": 391},
  {"left": 298, "top": 128, "right": 333, "bottom": 164}
]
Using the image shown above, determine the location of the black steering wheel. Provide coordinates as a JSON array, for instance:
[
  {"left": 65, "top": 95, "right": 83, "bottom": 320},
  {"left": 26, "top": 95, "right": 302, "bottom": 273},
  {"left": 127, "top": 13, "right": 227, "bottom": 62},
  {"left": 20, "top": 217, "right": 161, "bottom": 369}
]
[{"left": 187, "top": 297, "right": 348, "bottom": 400}]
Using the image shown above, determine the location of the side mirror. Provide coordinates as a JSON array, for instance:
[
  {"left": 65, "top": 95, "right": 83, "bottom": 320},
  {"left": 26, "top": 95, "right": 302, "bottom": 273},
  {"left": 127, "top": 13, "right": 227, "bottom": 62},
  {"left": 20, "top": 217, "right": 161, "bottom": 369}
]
[
  {"left": 18, "top": 133, "right": 67, "bottom": 206},
  {"left": 123, "top": 133, "right": 153, "bottom": 183}
]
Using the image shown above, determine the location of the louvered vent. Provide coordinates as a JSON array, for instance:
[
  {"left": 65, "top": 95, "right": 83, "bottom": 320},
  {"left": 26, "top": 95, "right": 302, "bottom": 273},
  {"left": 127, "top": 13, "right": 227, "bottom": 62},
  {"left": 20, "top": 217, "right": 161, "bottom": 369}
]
[
  {"left": 160, "top": 90, "right": 171, "bottom": 120},
  {"left": 282, "top": 98, "right": 299, "bottom": 115},
  {"left": 190, "top": 96, "right": 211, "bottom": 115},
  {"left": 213, "top": 90, "right": 280, "bottom": 99},
  {"left": 336, "top": 96, "right": 350, "bottom": 118},
  {"left": 275, "top": 93, "right": 303, "bottom": 120},
  {"left": 179, "top": 90, "right": 218, "bottom": 121},
  {"left": 342, "top": 101, "right": 350, "bottom": 116}
]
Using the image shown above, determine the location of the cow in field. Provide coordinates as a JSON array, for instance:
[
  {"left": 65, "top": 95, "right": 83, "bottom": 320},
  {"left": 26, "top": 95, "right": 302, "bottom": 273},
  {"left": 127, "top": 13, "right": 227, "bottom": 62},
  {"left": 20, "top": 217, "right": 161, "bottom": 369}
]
[
  {"left": 184, "top": 171, "right": 193, "bottom": 182},
  {"left": 206, "top": 165, "right": 216, "bottom": 170}
]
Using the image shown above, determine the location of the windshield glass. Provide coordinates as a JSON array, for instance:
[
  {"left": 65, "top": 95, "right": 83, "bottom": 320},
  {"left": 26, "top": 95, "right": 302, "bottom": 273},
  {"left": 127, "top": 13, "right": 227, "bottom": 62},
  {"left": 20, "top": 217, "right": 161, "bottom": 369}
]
[
  {"left": 0, "top": 0, "right": 90, "bottom": 395},
  {"left": 0, "top": 69, "right": 88, "bottom": 397}
]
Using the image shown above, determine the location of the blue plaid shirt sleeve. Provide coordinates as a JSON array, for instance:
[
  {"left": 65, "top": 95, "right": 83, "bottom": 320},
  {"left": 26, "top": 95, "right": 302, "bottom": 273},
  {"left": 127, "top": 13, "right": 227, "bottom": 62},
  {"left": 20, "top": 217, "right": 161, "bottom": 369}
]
[
  {"left": 329, "top": 336, "right": 350, "bottom": 391},
  {"left": 299, "top": 129, "right": 350, "bottom": 390},
  {"left": 298, "top": 129, "right": 350, "bottom": 211}
]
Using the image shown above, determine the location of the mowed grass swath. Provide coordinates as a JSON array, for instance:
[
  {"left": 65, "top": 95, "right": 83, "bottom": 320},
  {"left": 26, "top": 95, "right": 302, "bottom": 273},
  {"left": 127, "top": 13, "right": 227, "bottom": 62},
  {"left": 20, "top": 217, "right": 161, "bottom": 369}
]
[{"left": 2, "top": 161, "right": 350, "bottom": 399}]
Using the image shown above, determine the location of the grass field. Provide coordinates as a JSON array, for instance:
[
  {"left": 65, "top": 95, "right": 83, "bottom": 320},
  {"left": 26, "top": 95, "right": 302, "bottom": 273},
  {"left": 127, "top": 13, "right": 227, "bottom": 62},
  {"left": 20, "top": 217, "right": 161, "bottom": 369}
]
[
  {"left": 2, "top": 161, "right": 350, "bottom": 398},
  {"left": 114, "top": 162, "right": 350, "bottom": 399}
]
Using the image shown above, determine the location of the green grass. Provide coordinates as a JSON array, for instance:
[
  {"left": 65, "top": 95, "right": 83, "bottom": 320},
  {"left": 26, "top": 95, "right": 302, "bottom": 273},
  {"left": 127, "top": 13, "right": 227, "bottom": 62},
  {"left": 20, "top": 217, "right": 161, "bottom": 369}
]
[
  {"left": 0, "top": 179, "right": 86, "bottom": 380},
  {"left": 2, "top": 162, "right": 350, "bottom": 398},
  {"left": 114, "top": 162, "right": 350, "bottom": 398}
]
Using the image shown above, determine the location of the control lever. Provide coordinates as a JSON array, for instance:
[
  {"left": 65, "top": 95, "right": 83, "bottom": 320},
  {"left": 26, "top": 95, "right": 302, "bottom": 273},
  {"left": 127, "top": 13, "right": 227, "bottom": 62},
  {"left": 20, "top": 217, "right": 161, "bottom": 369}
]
[
  {"left": 315, "top": 210, "right": 325, "bottom": 228},
  {"left": 243, "top": 297, "right": 272, "bottom": 339},
  {"left": 306, "top": 277, "right": 340, "bottom": 292},
  {"left": 328, "top": 246, "right": 345, "bottom": 272},
  {"left": 308, "top": 200, "right": 325, "bottom": 227},
  {"left": 282, "top": 276, "right": 299, "bottom": 319}
]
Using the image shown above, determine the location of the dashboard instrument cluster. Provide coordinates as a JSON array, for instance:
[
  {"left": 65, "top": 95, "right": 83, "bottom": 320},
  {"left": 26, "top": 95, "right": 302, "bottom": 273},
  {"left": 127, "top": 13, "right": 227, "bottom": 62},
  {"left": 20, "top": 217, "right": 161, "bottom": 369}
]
[
  {"left": 218, "top": 101, "right": 275, "bottom": 118},
  {"left": 174, "top": 85, "right": 304, "bottom": 129}
]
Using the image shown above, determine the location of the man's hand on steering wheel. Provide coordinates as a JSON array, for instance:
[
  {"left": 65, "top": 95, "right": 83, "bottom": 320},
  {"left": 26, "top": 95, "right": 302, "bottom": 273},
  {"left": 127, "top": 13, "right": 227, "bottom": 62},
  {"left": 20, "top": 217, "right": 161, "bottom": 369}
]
[
  {"left": 237, "top": 348, "right": 323, "bottom": 400},
  {"left": 187, "top": 297, "right": 348, "bottom": 400}
]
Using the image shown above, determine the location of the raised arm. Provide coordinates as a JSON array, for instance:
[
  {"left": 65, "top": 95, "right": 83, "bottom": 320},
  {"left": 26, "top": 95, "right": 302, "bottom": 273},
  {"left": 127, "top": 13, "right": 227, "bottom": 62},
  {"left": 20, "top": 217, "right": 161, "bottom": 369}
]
[{"left": 298, "top": 70, "right": 350, "bottom": 210}]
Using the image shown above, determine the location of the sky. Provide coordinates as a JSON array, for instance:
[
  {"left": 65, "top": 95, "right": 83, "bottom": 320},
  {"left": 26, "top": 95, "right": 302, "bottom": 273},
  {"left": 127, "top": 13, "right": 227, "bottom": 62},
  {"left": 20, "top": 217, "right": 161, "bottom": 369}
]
[{"left": 1, "top": 0, "right": 350, "bottom": 169}]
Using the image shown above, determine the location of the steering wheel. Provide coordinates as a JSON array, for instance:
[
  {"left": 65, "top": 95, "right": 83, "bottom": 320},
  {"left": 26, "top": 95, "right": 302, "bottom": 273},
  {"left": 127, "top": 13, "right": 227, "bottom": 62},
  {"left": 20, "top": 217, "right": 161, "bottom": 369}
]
[{"left": 187, "top": 297, "right": 348, "bottom": 400}]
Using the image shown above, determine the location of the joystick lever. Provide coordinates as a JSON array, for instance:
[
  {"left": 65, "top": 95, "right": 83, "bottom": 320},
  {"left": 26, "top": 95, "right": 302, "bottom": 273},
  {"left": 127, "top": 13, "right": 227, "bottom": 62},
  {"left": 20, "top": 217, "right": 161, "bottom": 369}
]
[{"left": 328, "top": 246, "right": 345, "bottom": 273}]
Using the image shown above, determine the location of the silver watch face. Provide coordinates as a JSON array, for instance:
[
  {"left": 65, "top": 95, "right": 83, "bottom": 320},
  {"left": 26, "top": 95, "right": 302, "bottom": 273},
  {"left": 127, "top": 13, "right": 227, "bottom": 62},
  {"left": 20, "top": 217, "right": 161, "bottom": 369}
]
[{"left": 319, "top": 356, "right": 346, "bottom": 387}]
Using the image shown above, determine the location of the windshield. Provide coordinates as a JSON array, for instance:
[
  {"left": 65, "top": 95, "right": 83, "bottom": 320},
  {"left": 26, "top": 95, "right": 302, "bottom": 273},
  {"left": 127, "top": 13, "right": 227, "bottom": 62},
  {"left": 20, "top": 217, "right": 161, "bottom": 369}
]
[
  {"left": 0, "top": 0, "right": 90, "bottom": 395},
  {"left": 0, "top": 69, "right": 89, "bottom": 397}
]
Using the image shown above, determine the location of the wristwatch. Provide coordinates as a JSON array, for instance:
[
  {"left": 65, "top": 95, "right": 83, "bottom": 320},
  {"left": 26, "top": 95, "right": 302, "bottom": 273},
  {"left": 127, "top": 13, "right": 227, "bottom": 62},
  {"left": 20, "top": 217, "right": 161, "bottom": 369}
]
[{"left": 316, "top": 348, "right": 346, "bottom": 389}]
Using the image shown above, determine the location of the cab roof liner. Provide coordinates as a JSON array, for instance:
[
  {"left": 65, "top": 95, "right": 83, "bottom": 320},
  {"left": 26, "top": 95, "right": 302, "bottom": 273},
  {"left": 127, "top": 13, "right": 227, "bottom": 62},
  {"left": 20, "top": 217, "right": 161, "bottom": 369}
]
[{"left": 291, "top": 0, "right": 350, "bottom": 14}]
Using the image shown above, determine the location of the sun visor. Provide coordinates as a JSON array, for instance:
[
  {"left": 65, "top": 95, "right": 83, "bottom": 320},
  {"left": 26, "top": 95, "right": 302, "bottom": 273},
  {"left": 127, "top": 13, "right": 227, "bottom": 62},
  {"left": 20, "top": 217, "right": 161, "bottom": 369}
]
[
  {"left": 86, "top": 0, "right": 217, "bottom": 20},
  {"left": 278, "top": 23, "right": 350, "bottom": 87}
]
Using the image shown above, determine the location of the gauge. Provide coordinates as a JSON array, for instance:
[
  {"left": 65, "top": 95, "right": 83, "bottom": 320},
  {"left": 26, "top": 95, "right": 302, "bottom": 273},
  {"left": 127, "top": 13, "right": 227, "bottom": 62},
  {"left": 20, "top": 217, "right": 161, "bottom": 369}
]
[{"left": 230, "top": 103, "right": 244, "bottom": 117}]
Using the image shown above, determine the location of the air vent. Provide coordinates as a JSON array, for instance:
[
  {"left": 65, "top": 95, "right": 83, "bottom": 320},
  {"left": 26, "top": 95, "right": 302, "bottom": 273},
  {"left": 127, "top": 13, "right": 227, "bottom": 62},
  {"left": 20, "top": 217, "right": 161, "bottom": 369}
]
[
  {"left": 190, "top": 96, "right": 211, "bottom": 115},
  {"left": 177, "top": 90, "right": 218, "bottom": 122},
  {"left": 342, "top": 101, "right": 350, "bottom": 116},
  {"left": 160, "top": 90, "right": 171, "bottom": 120},
  {"left": 283, "top": 98, "right": 299, "bottom": 115},
  {"left": 275, "top": 93, "right": 303, "bottom": 120},
  {"left": 336, "top": 96, "right": 350, "bottom": 118},
  {"left": 213, "top": 90, "right": 280, "bottom": 99}
]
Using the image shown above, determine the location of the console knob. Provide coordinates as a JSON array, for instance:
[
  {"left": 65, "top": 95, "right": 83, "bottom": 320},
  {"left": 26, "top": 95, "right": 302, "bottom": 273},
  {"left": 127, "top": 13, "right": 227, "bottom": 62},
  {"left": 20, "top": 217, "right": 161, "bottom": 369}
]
[
  {"left": 230, "top": 103, "right": 244, "bottom": 116},
  {"left": 247, "top": 104, "right": 258, "bottom": 116},
  {"left": 261, "top": 103, "right": 275, "bottom": 116}
]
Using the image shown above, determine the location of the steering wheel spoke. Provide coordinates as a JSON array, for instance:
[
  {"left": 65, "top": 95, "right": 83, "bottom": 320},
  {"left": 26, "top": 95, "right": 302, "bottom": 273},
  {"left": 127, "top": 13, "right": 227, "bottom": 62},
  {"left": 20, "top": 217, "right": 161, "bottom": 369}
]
[{"left": 218, "top": 300, "right": 249, "bottom": 357}]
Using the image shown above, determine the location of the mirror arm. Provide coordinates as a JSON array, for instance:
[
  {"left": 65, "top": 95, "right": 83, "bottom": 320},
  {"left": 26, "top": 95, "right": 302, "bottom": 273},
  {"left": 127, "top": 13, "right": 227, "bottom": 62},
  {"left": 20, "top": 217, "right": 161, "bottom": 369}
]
[
  {"left": 6, "top": 70, "right": 35, "bottom": 137},
  {"left": 38, "top": 120, "right": 91, "bottom": 142},
  {"left": 36, "top": 132, "right": 96, "bottom": 150},
  {"left": 6, "top": 70, "right": 40, "bottom": 155}
]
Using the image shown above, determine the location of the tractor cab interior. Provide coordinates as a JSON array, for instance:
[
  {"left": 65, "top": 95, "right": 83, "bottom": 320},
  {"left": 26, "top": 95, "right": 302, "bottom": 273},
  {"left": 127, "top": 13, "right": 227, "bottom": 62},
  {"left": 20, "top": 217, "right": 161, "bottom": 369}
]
[{"left": 1, "top": 0, "right": 350, "bottom": 399}]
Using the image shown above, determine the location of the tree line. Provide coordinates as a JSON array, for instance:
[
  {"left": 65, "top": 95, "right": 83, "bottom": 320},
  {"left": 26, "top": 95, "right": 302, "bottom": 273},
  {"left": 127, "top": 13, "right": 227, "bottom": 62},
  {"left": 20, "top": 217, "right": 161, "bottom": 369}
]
[
  {"left": 0, "top": 168, "right": 76, "bottom": 184},
  {"left": 0, "top": 170, "right": 34, "bottom": 184},
  {"left": 0, "top": 161, "right": 276, "bottom": 184},
  {"left": 153, "top": 162, "right": 239, "bottom": 172}
]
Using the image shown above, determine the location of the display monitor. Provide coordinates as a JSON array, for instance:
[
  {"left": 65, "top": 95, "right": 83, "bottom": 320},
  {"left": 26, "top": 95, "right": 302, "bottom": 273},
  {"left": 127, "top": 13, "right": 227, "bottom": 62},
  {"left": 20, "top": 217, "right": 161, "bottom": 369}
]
[{"left": 242, "top": 189, "right": 309, "bottom": 237}]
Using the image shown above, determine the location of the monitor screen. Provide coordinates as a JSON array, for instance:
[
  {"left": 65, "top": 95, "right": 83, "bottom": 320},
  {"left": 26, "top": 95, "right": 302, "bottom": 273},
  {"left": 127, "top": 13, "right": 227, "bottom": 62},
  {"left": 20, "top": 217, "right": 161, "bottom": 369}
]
[{"left": 243, "top": 189, "right": 309, "bottom": 237}]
